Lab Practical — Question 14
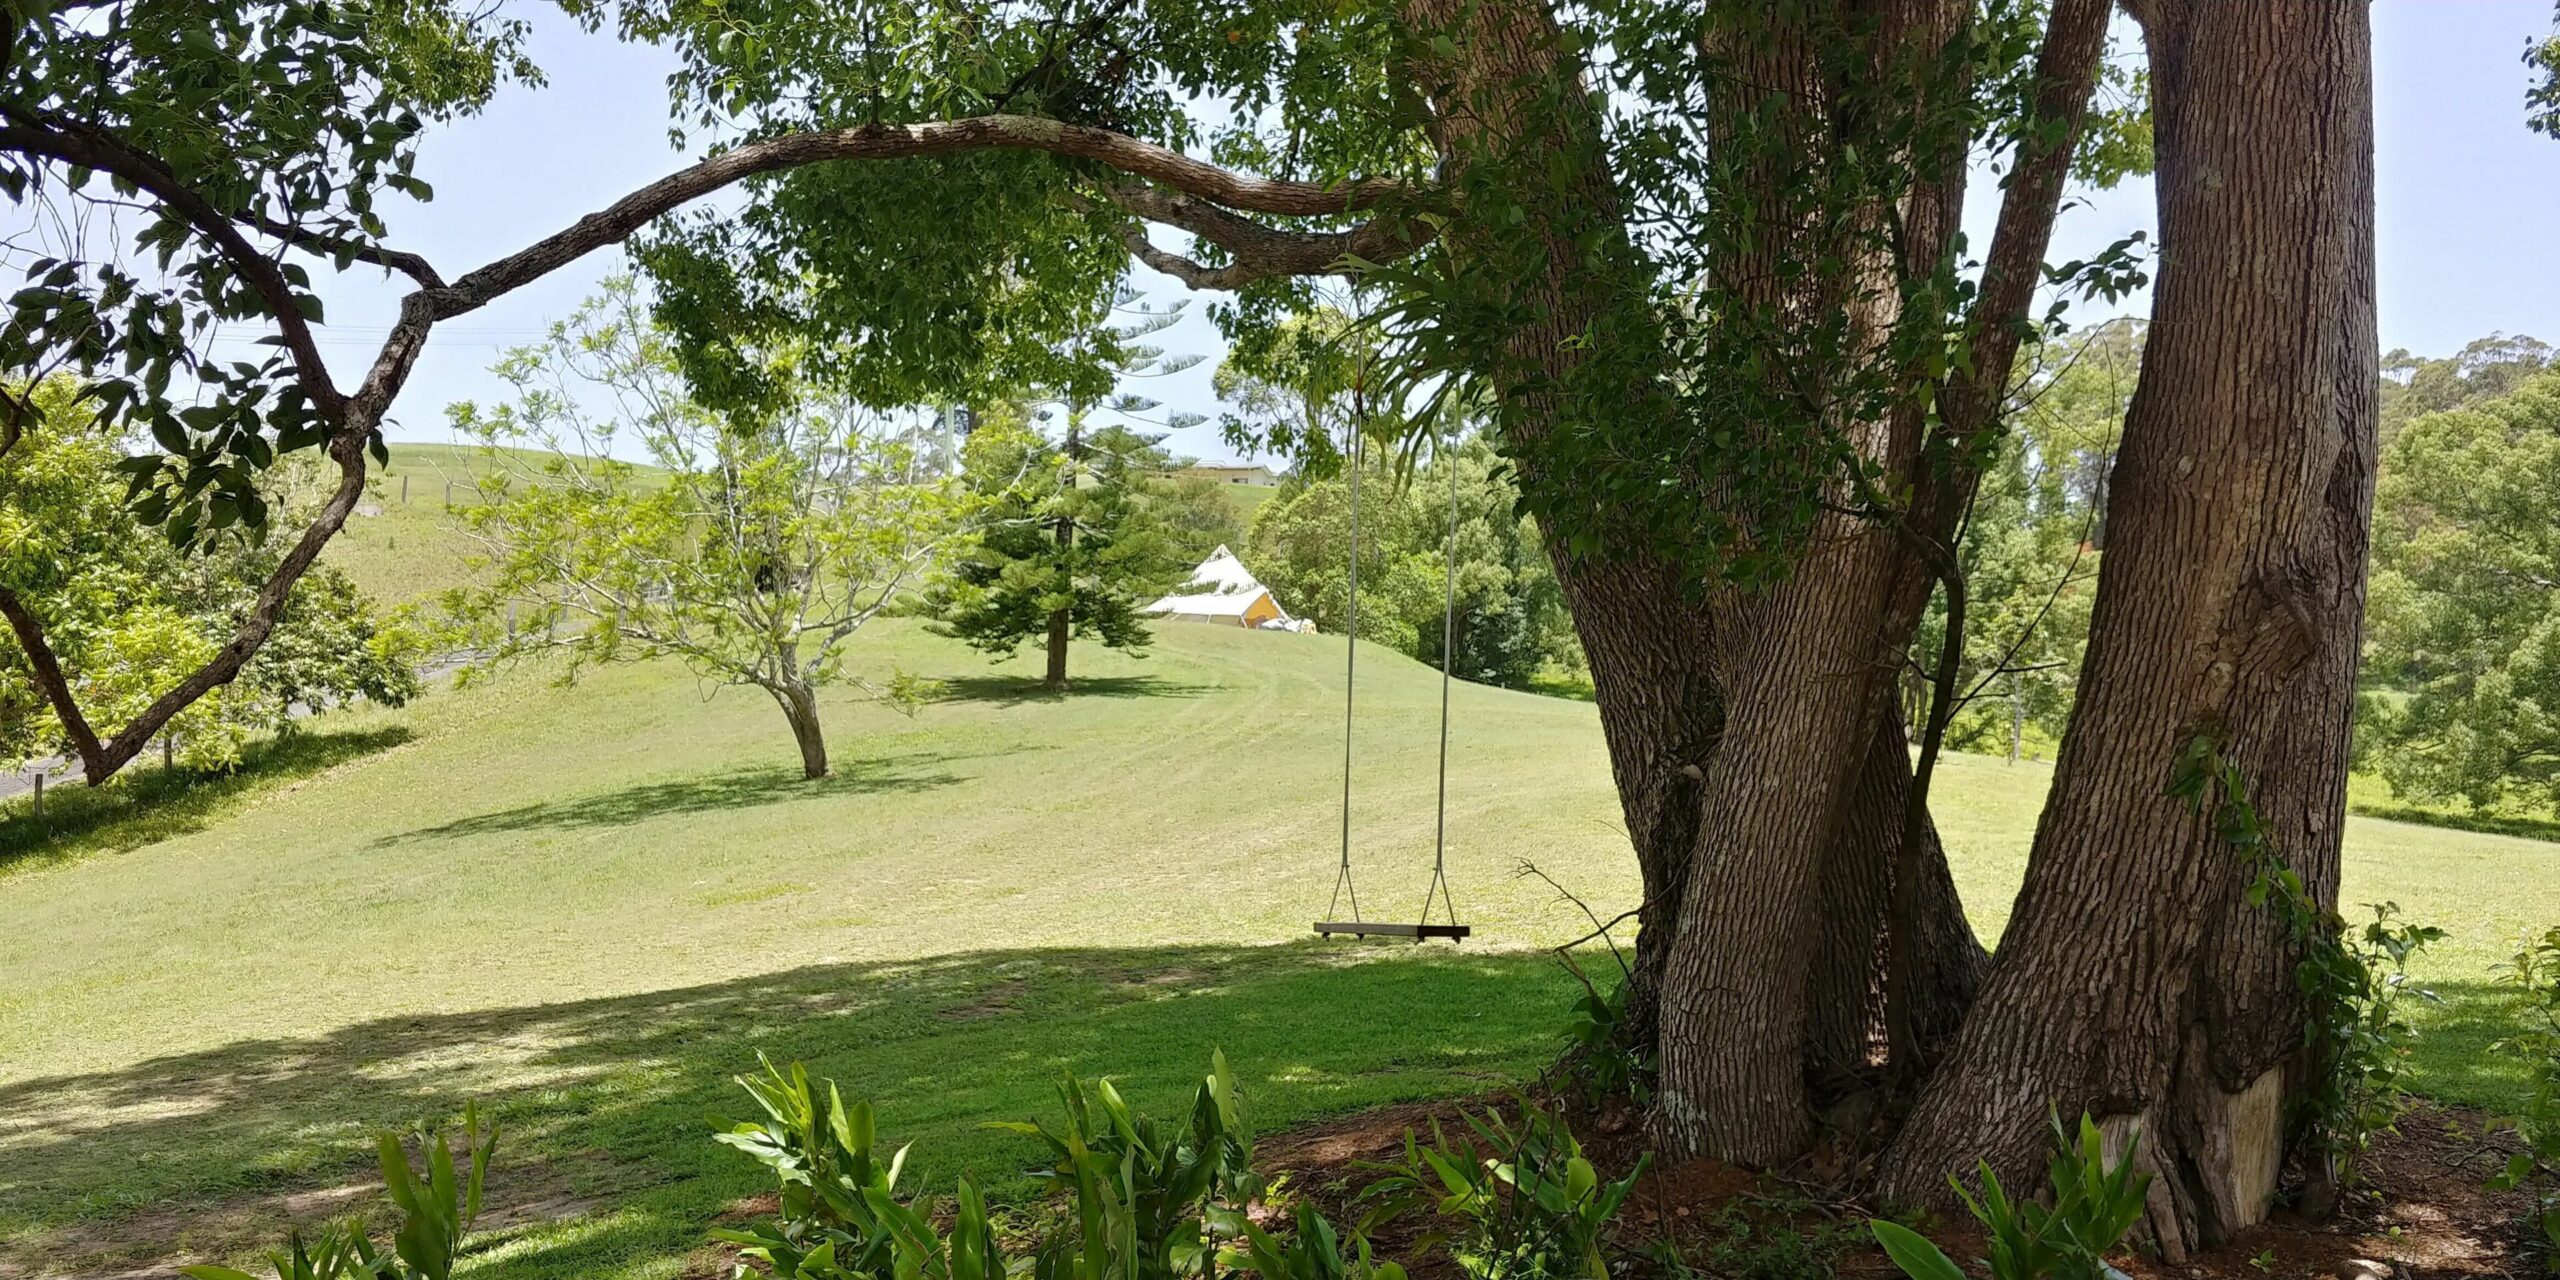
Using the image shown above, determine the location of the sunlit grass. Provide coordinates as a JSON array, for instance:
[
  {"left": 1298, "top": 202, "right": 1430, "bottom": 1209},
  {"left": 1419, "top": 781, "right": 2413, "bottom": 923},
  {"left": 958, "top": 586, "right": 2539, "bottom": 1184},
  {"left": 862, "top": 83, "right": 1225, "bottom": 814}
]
[{"left": 0, "top": 620, "right": 2552, "bottom": 1277}]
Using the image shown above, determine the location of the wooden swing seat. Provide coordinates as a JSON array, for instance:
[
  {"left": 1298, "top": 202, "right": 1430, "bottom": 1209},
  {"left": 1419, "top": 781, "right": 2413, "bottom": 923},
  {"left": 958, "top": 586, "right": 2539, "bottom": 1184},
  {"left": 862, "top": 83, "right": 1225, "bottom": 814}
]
[{"left": 1313, "top": 920, "right": 1472, "bottom": 941}]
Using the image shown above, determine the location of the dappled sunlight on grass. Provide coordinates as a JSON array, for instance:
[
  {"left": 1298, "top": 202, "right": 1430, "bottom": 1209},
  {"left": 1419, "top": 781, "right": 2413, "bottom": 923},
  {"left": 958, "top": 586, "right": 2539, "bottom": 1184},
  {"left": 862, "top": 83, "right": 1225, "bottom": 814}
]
[{"left": 0, "top": 943, "right": 1576, "bottom": 1280}]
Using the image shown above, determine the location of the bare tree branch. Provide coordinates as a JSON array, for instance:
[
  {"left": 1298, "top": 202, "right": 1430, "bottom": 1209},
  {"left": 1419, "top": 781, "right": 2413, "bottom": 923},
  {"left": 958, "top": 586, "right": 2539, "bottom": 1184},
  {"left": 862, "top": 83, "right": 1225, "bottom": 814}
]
[{"left": 423, "top": 115, "right": 1425, "bottom": 320}]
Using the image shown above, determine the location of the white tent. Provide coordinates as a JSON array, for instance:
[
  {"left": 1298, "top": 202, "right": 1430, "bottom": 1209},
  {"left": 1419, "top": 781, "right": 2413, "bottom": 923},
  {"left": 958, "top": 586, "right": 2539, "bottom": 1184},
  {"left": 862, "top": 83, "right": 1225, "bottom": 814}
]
[{"left": 1144, "top": 545, "right": 1297, "bottom": 629}]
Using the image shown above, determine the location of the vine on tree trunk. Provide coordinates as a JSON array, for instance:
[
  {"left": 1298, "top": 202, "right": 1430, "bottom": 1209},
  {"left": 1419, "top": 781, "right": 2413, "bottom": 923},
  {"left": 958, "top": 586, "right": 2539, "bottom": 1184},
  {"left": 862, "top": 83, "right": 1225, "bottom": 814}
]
[{"left": 2169, "top": 734, "right": 2443, "bottom": 1211}]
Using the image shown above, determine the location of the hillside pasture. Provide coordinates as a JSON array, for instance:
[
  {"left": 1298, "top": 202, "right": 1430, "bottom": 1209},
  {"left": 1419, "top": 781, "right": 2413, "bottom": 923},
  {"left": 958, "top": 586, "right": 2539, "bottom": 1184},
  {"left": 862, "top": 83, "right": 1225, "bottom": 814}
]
[{"left": 0, "top": 622, "right": 2552, "bottom": 1278}]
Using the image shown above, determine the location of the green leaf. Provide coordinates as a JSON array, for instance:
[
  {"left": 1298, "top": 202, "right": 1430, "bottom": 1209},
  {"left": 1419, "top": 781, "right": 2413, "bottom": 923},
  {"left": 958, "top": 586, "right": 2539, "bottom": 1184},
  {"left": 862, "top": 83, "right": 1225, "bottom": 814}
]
[{"left": 1870, "top": 1220, "right": 1967, "bottom": 1280}]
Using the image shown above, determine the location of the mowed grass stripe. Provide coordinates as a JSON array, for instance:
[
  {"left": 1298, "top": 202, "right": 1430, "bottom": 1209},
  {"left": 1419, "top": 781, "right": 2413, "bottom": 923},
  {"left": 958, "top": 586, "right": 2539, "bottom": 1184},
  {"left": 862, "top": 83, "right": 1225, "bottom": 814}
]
[{"left": 0, "top": 620, "right": 2553, "bottom": 1279}]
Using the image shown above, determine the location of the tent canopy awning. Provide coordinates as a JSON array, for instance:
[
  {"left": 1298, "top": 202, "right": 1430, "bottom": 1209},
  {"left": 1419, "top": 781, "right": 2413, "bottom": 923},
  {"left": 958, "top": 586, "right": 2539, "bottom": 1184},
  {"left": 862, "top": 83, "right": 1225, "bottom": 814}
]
[{"left": 1144, "top": 545, "right": 1291, "bottom": 621}]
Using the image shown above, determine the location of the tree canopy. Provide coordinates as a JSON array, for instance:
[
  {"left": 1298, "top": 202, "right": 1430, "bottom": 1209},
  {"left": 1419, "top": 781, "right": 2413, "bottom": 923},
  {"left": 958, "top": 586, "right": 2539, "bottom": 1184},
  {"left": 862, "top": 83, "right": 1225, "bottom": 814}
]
[{"left": 437, "top": 281, "right": 967, "bottom": 779}]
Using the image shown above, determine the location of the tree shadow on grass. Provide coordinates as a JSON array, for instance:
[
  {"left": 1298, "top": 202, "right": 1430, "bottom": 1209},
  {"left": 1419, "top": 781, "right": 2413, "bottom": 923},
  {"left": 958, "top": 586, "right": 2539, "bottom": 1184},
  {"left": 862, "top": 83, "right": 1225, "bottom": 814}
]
[
  {"left": 932, "top": 673, "right": 1218, "bottom": 707},
  {"left": 0, "top": 942, "right": 1571, "bottom": 1280},
  {"left": 369, "top": 751, "right": 983, "bottom": 846},
  {"left": 0, "top": 725, "right": 415, "bottom": 876}
]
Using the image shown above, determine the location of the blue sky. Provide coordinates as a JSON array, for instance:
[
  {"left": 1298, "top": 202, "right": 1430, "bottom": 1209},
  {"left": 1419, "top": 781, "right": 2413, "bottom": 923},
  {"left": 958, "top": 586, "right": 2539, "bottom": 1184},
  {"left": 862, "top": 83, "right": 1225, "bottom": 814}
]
[{"left": 269, "top": 1, "right": 2560, "bottom": 464}]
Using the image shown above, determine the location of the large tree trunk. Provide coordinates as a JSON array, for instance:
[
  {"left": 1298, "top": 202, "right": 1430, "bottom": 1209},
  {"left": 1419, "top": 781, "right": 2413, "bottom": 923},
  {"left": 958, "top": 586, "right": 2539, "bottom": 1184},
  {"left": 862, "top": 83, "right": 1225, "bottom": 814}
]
[
  {"left": 1643, "top": 0, "right": 1986, "bottom": 1163},
  {"left": 1878, "top": 0, "right": 2379, "bottom": 1255},
  {"left": 1400, "top": 0, "right": 1993, "bottom": 1156}
]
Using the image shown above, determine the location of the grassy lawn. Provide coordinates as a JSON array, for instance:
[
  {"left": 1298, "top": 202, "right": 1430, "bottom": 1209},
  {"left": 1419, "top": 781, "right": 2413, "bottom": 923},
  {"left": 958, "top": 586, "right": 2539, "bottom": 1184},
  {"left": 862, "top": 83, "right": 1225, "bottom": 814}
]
[
  {"left": 0, "top": 621, "right": 2554, "bottom": 1277},
  {"left": 327, "top": 441, "right": 673, "bottom": 607},
  {"left": 1222, "top": 482, "right": 1279, "bottom": 521}
]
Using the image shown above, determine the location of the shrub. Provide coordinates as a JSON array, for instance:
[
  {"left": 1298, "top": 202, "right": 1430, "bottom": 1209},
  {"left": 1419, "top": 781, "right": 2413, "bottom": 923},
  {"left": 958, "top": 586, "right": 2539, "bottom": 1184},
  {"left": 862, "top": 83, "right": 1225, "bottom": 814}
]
[
  {"left": 181, "top": 1103, "right": 497, "bottom": 1280},
  {"left": 1555, "top": 980, "right": 1652, "bottom": 1110},
  {"left": 709, "top": 1054, "right": 916, "bottom": 1276},
  {"left": 714, "top": 1050, "right": 1372, "bottom": 1280},
  {"left": 999, "top": 1052, "right": 1262, "bottom": 1280},
  {"left": 1226, "top": 1203, "right": 1410, "bottom": 1280},
  {"left": 1358, "top": 1097, "right": 1647, "bottom": 1280}
]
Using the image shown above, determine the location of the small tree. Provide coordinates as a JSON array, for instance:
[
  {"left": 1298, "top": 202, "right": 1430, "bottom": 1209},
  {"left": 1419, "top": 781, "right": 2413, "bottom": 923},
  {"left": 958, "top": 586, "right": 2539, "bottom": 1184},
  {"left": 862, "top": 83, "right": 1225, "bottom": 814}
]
[
  {"left": 925, "top": 298, "right": 1203, "bottom": 690},
  {"left": 439, "top": 284, "right": 970, "bottom": 780},
  {"left": 928, "top": 412, "right": 1189, "bottom": 689},
  {"left": 0, "top": 380, "right": 417, "bottom": 772}
]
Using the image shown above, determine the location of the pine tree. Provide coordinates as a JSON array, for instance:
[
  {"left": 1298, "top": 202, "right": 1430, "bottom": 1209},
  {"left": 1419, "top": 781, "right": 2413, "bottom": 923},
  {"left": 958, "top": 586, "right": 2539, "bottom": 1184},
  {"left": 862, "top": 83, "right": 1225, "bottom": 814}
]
[{"left": 927, "top": 295, "right": 1205, "bottom": 689}]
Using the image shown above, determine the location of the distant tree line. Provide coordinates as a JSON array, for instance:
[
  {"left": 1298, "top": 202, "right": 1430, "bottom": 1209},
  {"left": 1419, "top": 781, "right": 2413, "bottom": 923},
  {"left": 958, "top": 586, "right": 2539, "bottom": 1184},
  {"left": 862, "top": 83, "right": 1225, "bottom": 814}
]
[
  {"left": 2363, "top": 335, "right": 2560, "bottom": 813},
  {"left": 1244, "top": 439, "right": 1579, "bottom": 692}
]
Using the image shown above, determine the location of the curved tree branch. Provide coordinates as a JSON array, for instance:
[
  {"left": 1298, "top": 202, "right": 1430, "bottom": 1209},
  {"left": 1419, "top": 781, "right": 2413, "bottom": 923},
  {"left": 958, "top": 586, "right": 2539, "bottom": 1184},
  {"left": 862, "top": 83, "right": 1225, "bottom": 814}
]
[
  {"left": 1099, "top": 181, "right": 1438, "bottom": 288},
  {"left": 0, "top": 118, "right": 349, "bottom": 416},
  {"left": 423, "top": 115, "right": 1422, "bottom": 319},
  {"left": 16, "top": 109, "right": 1423, "bottom": 783},
  {"left": 0, "top": 585, "right": 105, "bottom": 770}
]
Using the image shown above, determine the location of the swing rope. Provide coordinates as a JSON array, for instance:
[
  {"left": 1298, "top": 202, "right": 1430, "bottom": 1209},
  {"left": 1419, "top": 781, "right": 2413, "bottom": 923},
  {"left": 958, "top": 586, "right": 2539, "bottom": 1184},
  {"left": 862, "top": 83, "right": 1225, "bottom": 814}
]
[
  {"left": 1420, "top": 424, "right": 1461, "bottom": 930},
  {"left": 1324, "top": 419, "right": 1366, "bottom": 926},
  {"left": 1319, "top": 419, "right": 1468, "bottom": 941}
]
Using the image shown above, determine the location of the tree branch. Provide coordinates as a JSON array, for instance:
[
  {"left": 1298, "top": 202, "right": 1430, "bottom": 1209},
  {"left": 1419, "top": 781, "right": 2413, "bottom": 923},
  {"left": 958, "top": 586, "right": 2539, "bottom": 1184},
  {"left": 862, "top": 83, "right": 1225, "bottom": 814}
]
[
  {"left": 423, "top": 115, "right": 1423, "bottom": 320},
  {"left": 17, "top": 110, "right": 1421, "bottom": 783},
  {"left": 1924, "top": 0, "right": 2113, "bottom": 515},
  {"left": 1099, "top": 181, "right": 1437, "bottom": 289},
  {"left": 0, "top": 118, "right": 348, "bottom": 416},
  {"left": 0, "top": 585, "right": 106, "bottom": 772},
  {"left": 235, "top": 208, "right": 446, "bottom": 289},
  {"left": 79, "top": 436, "right": 372, "bottom": 782}
]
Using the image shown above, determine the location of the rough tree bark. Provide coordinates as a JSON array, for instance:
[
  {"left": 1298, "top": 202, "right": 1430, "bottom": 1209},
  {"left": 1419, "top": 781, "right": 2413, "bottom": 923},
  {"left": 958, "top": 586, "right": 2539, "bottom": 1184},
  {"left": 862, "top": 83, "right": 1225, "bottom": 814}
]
[
  {"left": 1397, "top": 0, "right": 1999, "bottom": 1158},
  {"left": 1644, "top": 0, "right": 1987, "bottom": 1164},
  {"left": 1878, "top": 0, "right": 2379, "bottom": 1255}
]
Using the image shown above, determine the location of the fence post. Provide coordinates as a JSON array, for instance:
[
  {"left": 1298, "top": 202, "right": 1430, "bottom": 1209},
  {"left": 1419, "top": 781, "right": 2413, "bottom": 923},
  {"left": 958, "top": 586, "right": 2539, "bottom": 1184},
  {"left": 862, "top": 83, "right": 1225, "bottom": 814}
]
[
  {"left": 401, "top": 474, "right": 410, "bottom": 505},
  {"left": 162, "top": 735, "right": 173, "bottom": 772},
  {"left": 31, "top": 771, "right": 42, "bottom": 825}
]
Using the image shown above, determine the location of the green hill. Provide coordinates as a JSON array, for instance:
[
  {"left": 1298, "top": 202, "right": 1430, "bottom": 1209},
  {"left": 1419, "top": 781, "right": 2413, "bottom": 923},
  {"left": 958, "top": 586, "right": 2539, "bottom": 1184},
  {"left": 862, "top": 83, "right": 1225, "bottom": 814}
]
[
  {"left": 0, "top": 623, "right": 2552, "bottom": 1277},
  {"left": 1223, "top": 481, "right": 1279, "bottom": 520},
  {"left": 326, "top": 441, "right": 671, "bottom": 607},
  {"left": 322, "top": 442, "right": 507, "bottom": 606}
]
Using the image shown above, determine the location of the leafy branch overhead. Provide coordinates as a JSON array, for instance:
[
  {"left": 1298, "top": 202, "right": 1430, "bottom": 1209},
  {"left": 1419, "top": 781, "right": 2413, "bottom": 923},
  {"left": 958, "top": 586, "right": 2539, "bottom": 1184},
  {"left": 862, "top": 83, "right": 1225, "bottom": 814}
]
[{"left": 0, "top": 0, "right": 1435, "bottom": 784}]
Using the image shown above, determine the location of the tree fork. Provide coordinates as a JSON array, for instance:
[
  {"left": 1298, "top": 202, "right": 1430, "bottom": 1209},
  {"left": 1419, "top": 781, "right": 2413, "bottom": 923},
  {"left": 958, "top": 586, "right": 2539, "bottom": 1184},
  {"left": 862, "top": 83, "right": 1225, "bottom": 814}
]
[{"left": 1877, "top": 0, "right": 2380, "bottom": 1252}]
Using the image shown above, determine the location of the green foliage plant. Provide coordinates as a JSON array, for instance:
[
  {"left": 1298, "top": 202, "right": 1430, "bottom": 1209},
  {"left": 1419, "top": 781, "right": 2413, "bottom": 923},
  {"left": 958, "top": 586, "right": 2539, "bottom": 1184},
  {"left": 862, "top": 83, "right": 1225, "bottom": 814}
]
[
  {"left": 717, "top": 1051, "right": 1290, "bottom": 1280},
  {"left": 709, "top": 1054, "right": 914, "bottom": 1275},
  {"left": 998, "top": 1051, "right": 1262, "bottom": 1280},
  {"left": 1357, "top": 1097, "right": 1645, "bottom": 1280},
  {"left": 181, "top": 1102, "right": 497, "bottom": 1280},
  {"left": 1224, "top": 1203, "right": 1409, "bottom": 1280},
  {"left": 1868, "top": 1112, "right": 2150, "bottom": 1280},
  {"left": 1554, "top": 978, "right": 1652, "bottom": 1110}
]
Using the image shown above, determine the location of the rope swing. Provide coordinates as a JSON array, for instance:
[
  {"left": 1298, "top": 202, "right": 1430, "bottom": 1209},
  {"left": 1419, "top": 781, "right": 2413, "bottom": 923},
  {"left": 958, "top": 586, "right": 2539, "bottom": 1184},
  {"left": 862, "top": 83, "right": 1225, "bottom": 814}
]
[{"left": 1316, "top": 421, "right": 1472, "bottom": 943}]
